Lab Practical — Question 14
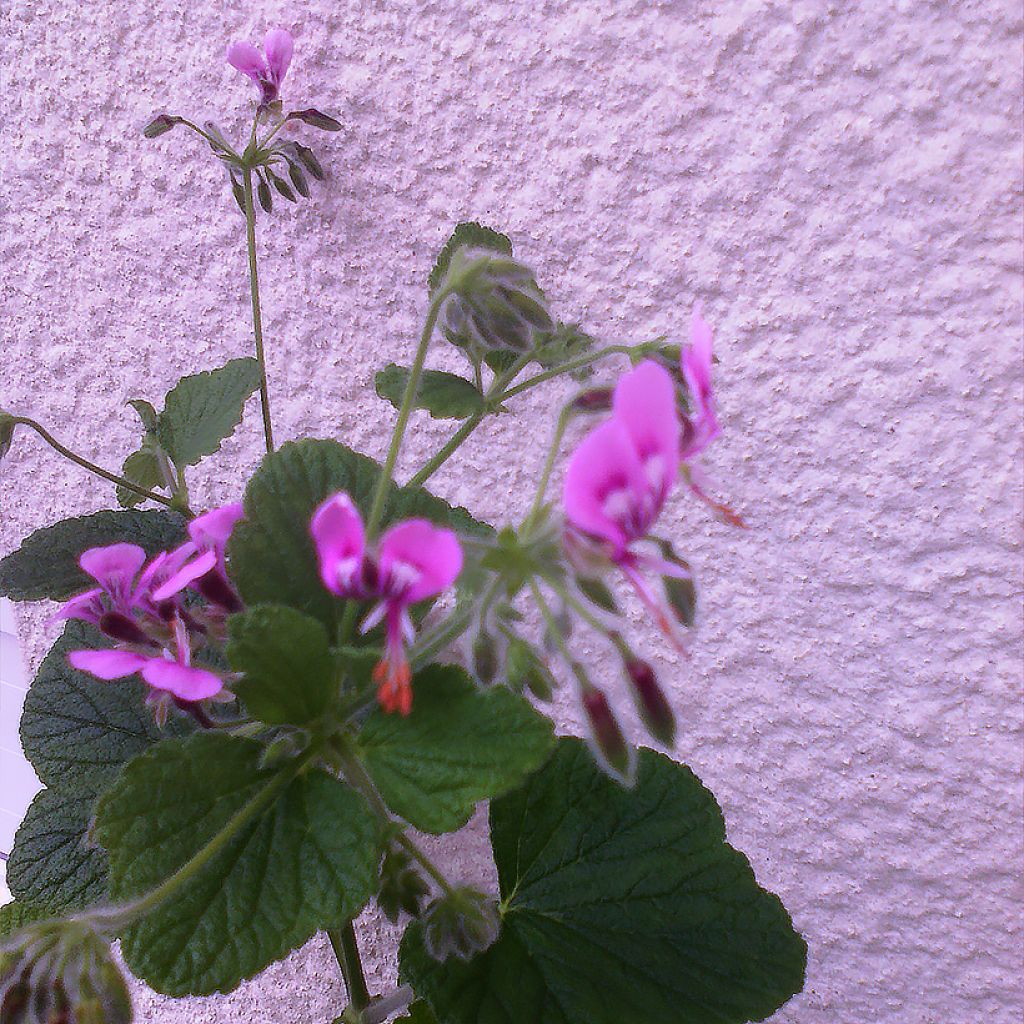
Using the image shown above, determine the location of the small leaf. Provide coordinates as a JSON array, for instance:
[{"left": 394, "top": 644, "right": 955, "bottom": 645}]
[
  {"left": 227, "top": 440, "right": 492, "bottom": 633},
  {"left": 534, "top": 321, "right": 596, "bottom": 379},
  {"left": 285, "top": 160, "right": 310, "bottom": 197},
  {"left": 428, "top": 222, "right": 512, "bottom": 297},
  {"left": 226, "top": 605, "right": 336, "bottom": 725},
  {"left": 401, "top": 739, "right": 807, "bottom": 1024},
  {"left": 287, "top": 107, "right": 343, "bottom": 131},
  {"left": 7, "top": 789, "right": 108, "bottom": 913},
  {"left": 294, "top": 143, "right": 325, "bottom": 180},
  {"left": 356, "top": 666, "right": 554, "bottom": 833},
  {"left": 375, "top": 364, "right": 485, "bottom": 420},
  {"left": 157, "top": 357, "right": 262, "bottom": 468},
  {"left": 257, "top": 174, "right": 273, "bottom": 213},
  {"left": 143, "top": 114, "right": 181, "bottom": 138},
  {"left": 0, "top": 510, "right": 186, "bottom": 602},
  {"left": 268, "top": 168, "right": 296, "bottom": 202},
  {"left": 20, "top": 623, "right": 195, "bottom": 794},
  {"left": 116, "top": 444, "right": 165, "bottom": 508},
  {"left": 127, "top": 399, "right": 159, "bottom": 432},
  {"left": 94, "top": 734, "right": 382, "bottom": 996}
]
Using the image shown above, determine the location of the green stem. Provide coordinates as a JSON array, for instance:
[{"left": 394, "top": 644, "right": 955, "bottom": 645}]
[
  {"left": 522, "top": 403, "right": 574, "bottom": 535},
  {"left": 11, "top": 417, "right": 189, "bottom": 514},
  {"left": 329, "top": 922, "right": 371, "bottom": 1012},
  {"left": 529, "top": 578, "right": 588, "bottom": 691},
  {"left": 500, "top": 342, "right": 647, "bottom": 401},
  {"left": 394, "top": 831, "right": 454, "bottom": 897},
  {"left": 241, "top": 167, "right": 275, "bottom": 454},
  {"left": 87, "top": 750, "right": 315, "bottom": 931},
  {"left": 406, "top": 352, "right": 533, "bottom": 490},
  {"left": 363, "top": 289, "right": 450, "bottom": 540}
]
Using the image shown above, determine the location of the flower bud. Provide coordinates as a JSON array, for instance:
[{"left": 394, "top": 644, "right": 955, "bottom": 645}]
[
  {"left": 504, "top": 637, "right": 556, "bottom": 702},
  {"left": 0, "top": 410, "right": 15, "bottom": 460},
  {"left": 625, "top": 658, "right": 676, "bottom": 747},
  {"left": 582, "top": 687, "right": 634, "bottom": 785},
  {"left": 142, "top": 113, "right": 181, "bottom": 138},
  {"left": 98, "top": 610, "right": 154, "bottom": 647},
  {"left": 471, "top": 630, "right": 500, "bottom": 688},
  {"left": 571, "top": 387, "right": 613, "bottom": 413},
  {"left": 421, "top": 887, "right": 501, "bottom": 962},
  {"left": 377, "top": 848, "right": 431, "bottom": 924},
  {"left": 575, "top": 575, "right": 618, "bottom": 614},
  {"left": 286, "top": 107, "right": 343, "bottom": 131}
]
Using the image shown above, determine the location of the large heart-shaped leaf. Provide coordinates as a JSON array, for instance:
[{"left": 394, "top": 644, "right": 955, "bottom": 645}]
[
  {"left": 19, "top": 622, "right": 194, "bottom": 795},
  {"left": 94, "top": 733, "right": 382, "bottom": 996},
  {"left": 401, "top": 738, "right": 806, "bottom": 1024},
  {"left": 357, "top": 666, "right": 554, "bottom": 834},
  {"left": 156, "top": 357, "right": 262, "bottom": 467},
  {"left": 227, "top": 439, "right": 491, "bottom": 632},
  {"left": 0, "top": 510, "right": 187, "bottom": 602},
  {"left": 7, "top": 789, "right": 108, "bottom": 913}
]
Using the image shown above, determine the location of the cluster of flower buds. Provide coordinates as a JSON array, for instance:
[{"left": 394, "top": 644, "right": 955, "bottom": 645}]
[
  {"left": 440, "top": 247, "right": 554, "bottom": 360},
  {"left": 56, "top": 503, "right": 245, "bottom": 721},
  {"left": 376, "top": 847, "right": 431, "bottom": 925},
  {"left": 0, "top": 919, "right": 131, "bottom": 1024},
  {"left": 419, "top": 887, "right": 501, "bottom": 963}
]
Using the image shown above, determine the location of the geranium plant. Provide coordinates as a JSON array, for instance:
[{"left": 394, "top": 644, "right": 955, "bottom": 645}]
[{"left": 0, "top": 28, "right": 806, "bottom": 1024}]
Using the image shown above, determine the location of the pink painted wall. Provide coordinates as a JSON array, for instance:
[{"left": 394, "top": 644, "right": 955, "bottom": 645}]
[{"left": 2, "top": 2, "right": 1022, "bottom": 1021}]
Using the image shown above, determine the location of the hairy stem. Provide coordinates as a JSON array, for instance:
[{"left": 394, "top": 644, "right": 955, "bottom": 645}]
[
  {"left": 10, "top": 417, "right": 189, "bottom": 514},
  {"left": 241, "top": 167, "right": 275, "bottom": 454},
  {"left": 364, "top": 289, "right": 451, "bottom": 540},
  {"left": 329, "top": 922, "right": 371, "bottom": 1012},
  {"left": 523, "top": 403, "right": 575, "bottom": 535}
]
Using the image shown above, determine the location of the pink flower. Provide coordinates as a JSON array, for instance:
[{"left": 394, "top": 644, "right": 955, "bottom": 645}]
[
  {"left": 69, "top": 617, "right": 223, "bottom": 702},
  {"left": 680, "top": 301, "right": 721, "bottom": 459},
  {"left": 226, "top": 28, "right": 294, "bottom": 106},
  {"left": 152, "top": 502, "right": 244, "bottom": 611},
  {"left": 311, "top": 494, "right": 464, "bottom": 715},
  {"left": 563, "top": 361, "right": 691, "bottom": 642}
]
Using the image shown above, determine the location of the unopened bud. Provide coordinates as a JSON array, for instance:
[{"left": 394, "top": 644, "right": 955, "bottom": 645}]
[
  {"left": 471, "top": 631, "right": 500, "bottom": 687},
  {"left": 582, "top": 688, "right": 633, "bottom": 784},
  {"left": 505, "top": 638, "right": 556, "bottom": 702},
  {"left": 142, "top": 113, "right": 181, "bottom": 138},
  {"left": 571, "top": 387, "right": 613, "bottom": 413},
  {"left": 576, "top": 575, "right": 618, "bottom": 614},
  {"left": 664, "top": 575, "right": 696, "bottom": 628},
  {"left": 626, "top": 659, "right": 676, "bottom": 747},
  {"left": 196, "top": 571, "right": 243, "bottom": 613},
  {"left": 421, "top": 887, "right": 500, "bottom": 962},
  {"left": 287, "top": 107, "right": 343, "bottom": 131},
  {"left": 377, "top": 848, "right": 431, "bottom": 924},
  {"left": 0, "top": 410, "right": 15, "bottom": 460},
  {"left": 99, "top": 610, "right": 154, "bottom": 646}
]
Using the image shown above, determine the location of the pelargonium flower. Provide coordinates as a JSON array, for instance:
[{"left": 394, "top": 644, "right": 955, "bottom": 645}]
[
  {"left": 69, "top": 616, "right": 223, "bottom": 703},
  {"left": 563, "top": 360, "right": 691, "bottom": 640},
  {"left": 311, "top": 494, "right": 464, "bottom": 715},
  {"left": 680, "top": 301, "right": 721, "bottom": 459},
  {"left": 152, "top": 502, "right": 244, "bottom": 612},
  {"left": 226, "top": 28, "right": 294, "bottom": 106}
]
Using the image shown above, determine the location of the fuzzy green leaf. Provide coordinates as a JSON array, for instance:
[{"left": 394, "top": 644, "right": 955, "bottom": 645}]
[
  {"left": 357, "top": 666, "right": 554, "bottom": 834},
  {"left": 94, "top": 734, "right": 382, "bottom": 996},
  {"left": 226, "top": 605, "right": 336, "bottom": 725},
  {"left": 116, "top": 443, "right": 166, "bottom": 508},
  {"left": 7, "top": 789, "right": 108, "bottom": 913},
  {"left": 19, "top": 622, "right": 194, "bottom": 795},
  {"left": 157, "top": 357, "right": 262, "bottom": 468},
  {"left": 428, "top": 222, "right": 512, "bottom": 296},
  {"left": 227, "top": 439, "right": 491, "bottom": 633},
  {"left": 375, "top": 364, "right": 485, "bottom": 420},
  {"left": 0, "top": 901, "right": 51, "bottom": 939},
  {"left": 401, "top": 738, "right": 807, "bottom": 1024},
  {"left": 0, "top": 510, "right": 187, "bottom": 602}
]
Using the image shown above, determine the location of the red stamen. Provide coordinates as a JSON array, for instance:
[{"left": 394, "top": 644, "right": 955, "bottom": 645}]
[{"left": 373, "top": 656, "right": 413, "bottom": 715}]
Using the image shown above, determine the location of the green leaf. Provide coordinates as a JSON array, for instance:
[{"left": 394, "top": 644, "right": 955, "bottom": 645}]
[
  {"left": 428, "top": 222, "right": 512, "bottom": 296},
  {"left": 19, "top": 622, "right": 194, "bottom": 794},
  {"left": 0, "top": 509, "right": 187, "bottom": 602},
  {"left": 7, "top": 789, "right": 108, "bottom": 913},
  {"left": 375, "top": 364, "right": 485, "bottom": 420},
  {"left": 94, "top": 734, "right": 382, "bottom": 996},
  {"left": 127, "top": 399, "right": 159, "bottom": 432},
  {"left": 116, "top": 444, "right": 166, "bottom": 508},
  {"left": 0, "top": 901, "right": 51, "bottom": 939},
  {"left": 401, "top": 738, "right": 807, "bottom": 1024},
  {"left": 357, "top": 666, "right": 554, "bottom": 834},
  {"left": 228, "top": 439, "right": 492, "bottom": 632},
  {"left": 226, "top": 605, "right": 336, "bottom": 725},
  {"left": 156, "top": 357, "right": 262, "bottom": 468}
]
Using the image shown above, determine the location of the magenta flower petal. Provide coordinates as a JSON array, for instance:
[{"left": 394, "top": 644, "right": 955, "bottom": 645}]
[
  {"left": 263, "top": 28, "right": 293, "bottom": 87},
  {"left": 378, "top": 520, "right": 463, "bottom": 604},
  {"left": 563, "top": 418, "right": 647, "bottom": 555},
  {"left": 611, "top": 360, "right": 681, "bottom": 503},
  {"left": 141, "top": 659, "right": 223, "bottom": 701},
  {"left": 311, "top": 493, "right": 367, "bottom": 596},
  {"left": 151, "top": 549, "right": 218, "bottom": 602},
  {"left": 69, "top": 649, "right": 148, "bottom": 680},
  {"left": 52, "top": 588, "right": 106, "bottom": 626},
  {"left": 226, "top": 40, "right": 268, "bottom": 82},
  {"left": 79, "top": 543, "right": 147, "bottom": 589},
  {"left": 680, "top": 301, "right": 721, "bottom": 458},
  {"left": 189, "top": 502, "right": 244, "bottom": 549}
]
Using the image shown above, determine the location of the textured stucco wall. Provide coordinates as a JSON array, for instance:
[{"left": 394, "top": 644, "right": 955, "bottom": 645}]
[{"left": 1, "top": 1, "right": 1022, "bottom": 1021}]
